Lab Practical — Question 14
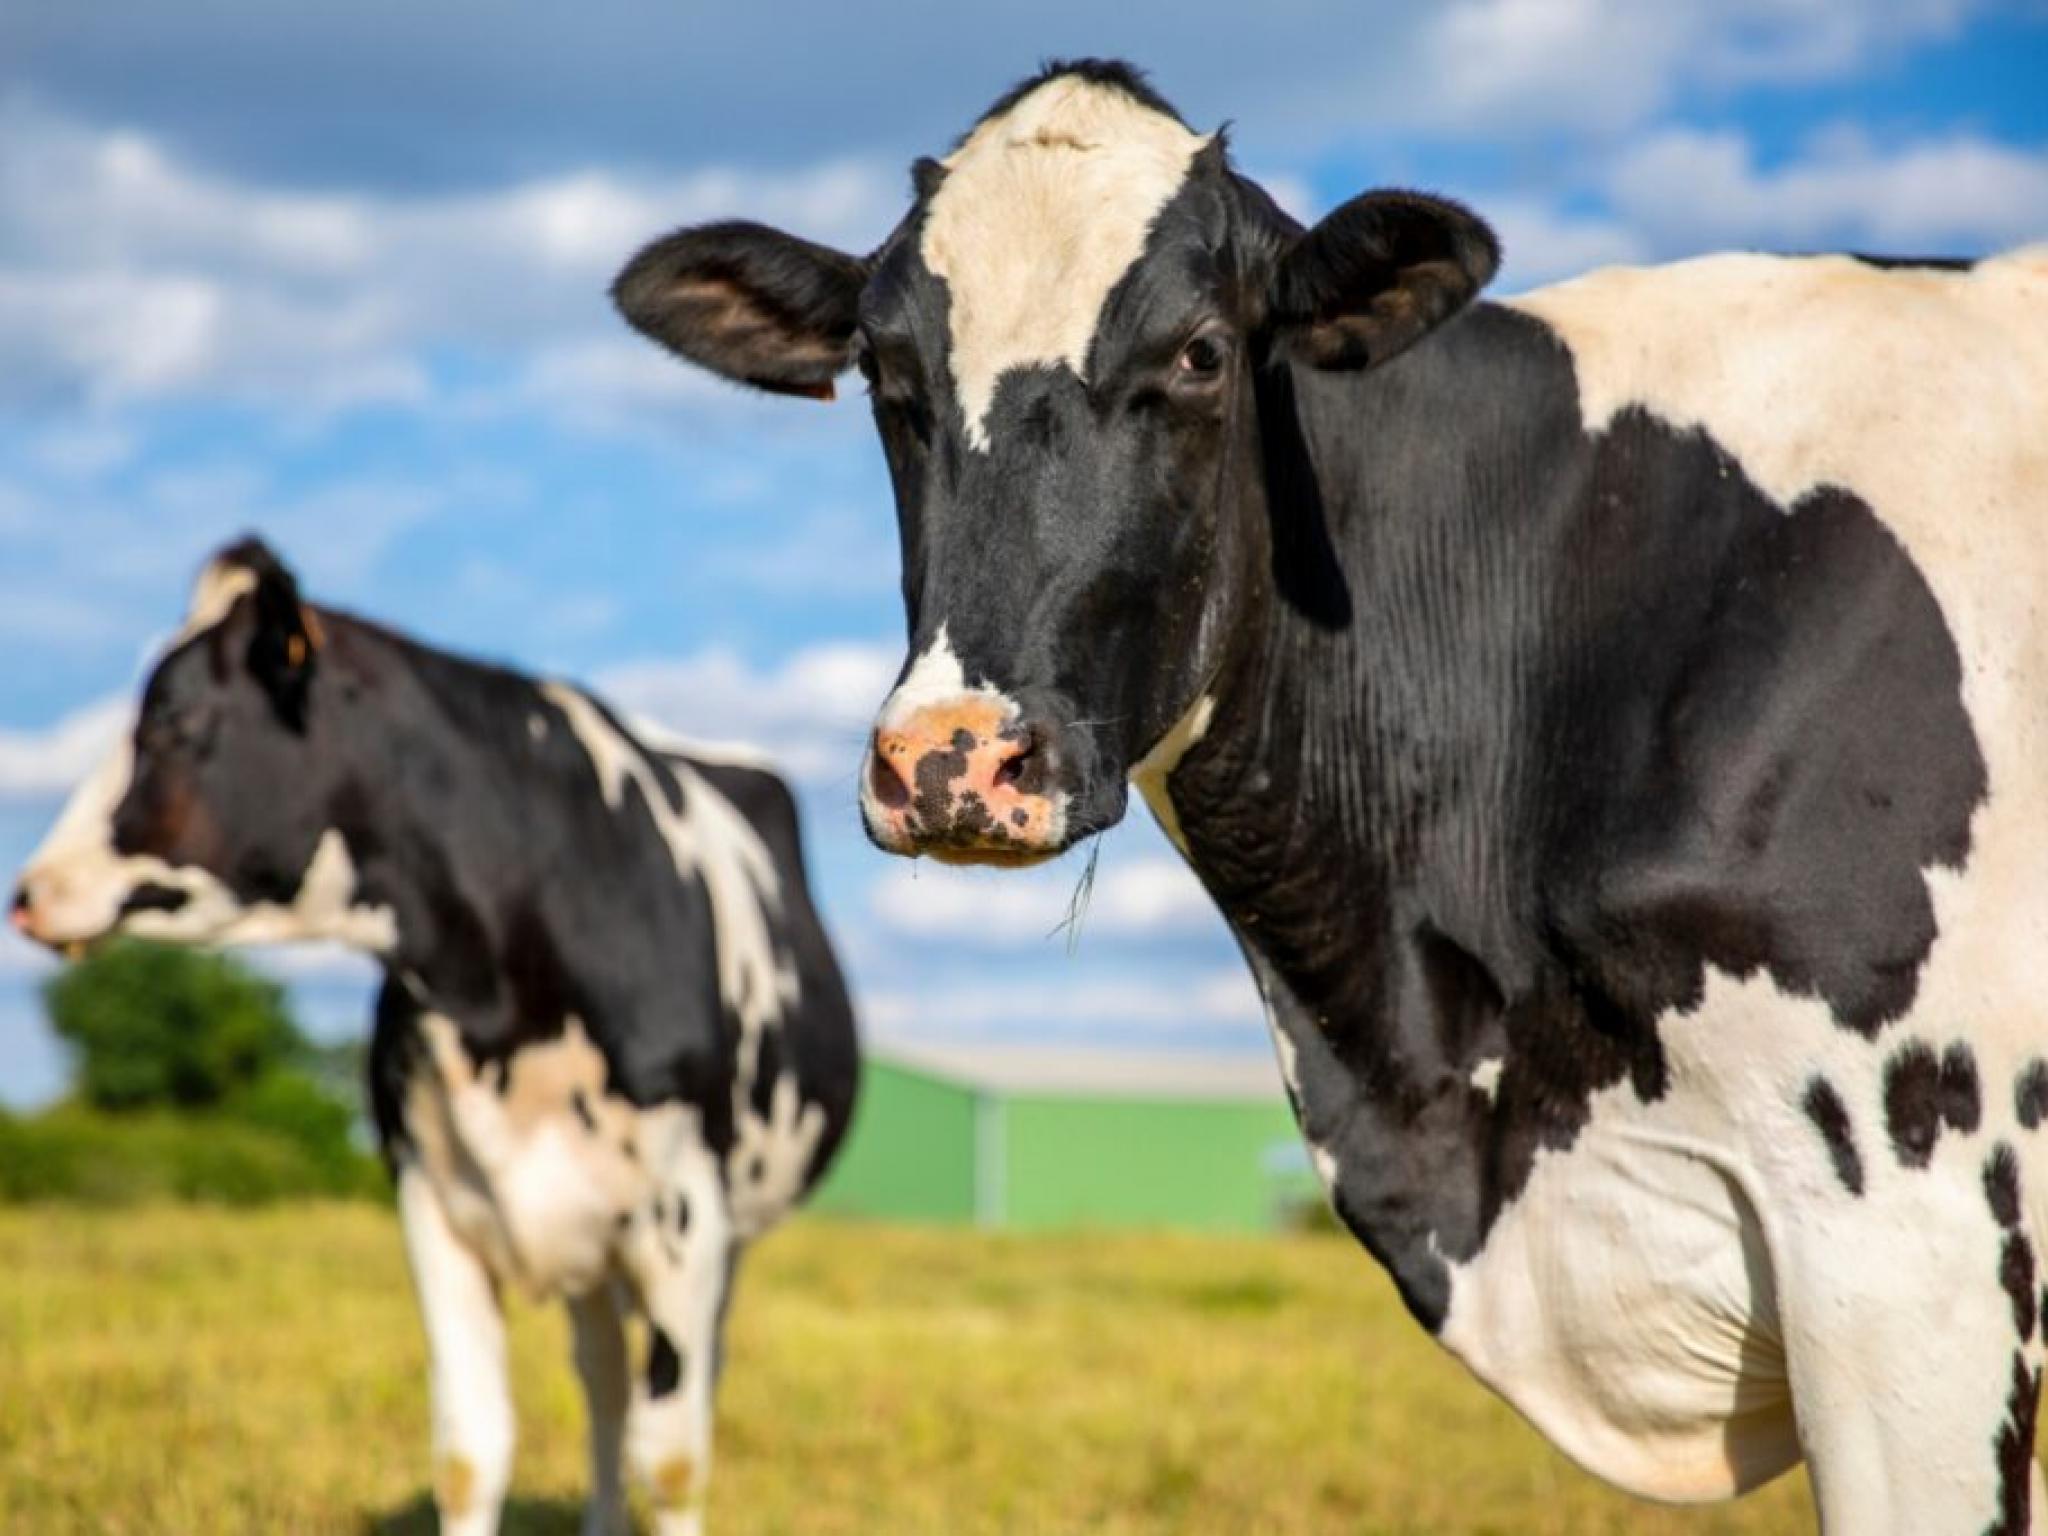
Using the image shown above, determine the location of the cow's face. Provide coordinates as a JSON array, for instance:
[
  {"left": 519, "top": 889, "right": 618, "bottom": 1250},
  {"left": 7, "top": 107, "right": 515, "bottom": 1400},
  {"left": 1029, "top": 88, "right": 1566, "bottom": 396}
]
[
  {"left": 614, "top": 62, "right": 1496, "bottom": 864},
  {"left": 11, "top": 540, "right": 390, "bottom": 956}
]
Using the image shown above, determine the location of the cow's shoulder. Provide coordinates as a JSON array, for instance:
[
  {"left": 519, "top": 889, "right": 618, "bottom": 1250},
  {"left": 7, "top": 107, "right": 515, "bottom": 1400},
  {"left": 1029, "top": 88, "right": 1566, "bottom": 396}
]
[
  {"left": 1504, "top": 246, "right": 2048, "bottom": 826},
  {"left": 1503, "top": 248, "right": 2048, "bottom": 502}
]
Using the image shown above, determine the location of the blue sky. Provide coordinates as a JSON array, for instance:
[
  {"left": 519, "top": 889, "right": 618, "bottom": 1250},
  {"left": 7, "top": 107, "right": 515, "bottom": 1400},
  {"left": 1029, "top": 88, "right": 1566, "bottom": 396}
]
[{"left": 1, "top": 0, "right": 2044, "bottom": 1104}]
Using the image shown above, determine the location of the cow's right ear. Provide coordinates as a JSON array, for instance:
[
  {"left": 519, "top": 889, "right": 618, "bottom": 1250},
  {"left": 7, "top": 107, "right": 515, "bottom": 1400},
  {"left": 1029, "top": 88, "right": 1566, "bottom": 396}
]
[
  {"left": 1268, "top": 191, "right": 1499, "bottom": 372},
  {"left": 243, "top": 546, "right": 322, "bottom": 735},
  {"left": 611, "top": 222, "right": 872, "bottom": 401}
]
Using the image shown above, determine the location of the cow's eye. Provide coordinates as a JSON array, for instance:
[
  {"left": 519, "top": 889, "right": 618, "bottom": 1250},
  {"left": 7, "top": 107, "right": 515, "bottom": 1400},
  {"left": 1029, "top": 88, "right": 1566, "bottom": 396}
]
[
  {"left": 1177, "top": 332, "right": 1229, "bottom": 379},
  {"left": 138, "top": 716, "right": 174, "bottom": 754},
  {"left": 139, "top": 702, "right": 206, "bottom": 754}
]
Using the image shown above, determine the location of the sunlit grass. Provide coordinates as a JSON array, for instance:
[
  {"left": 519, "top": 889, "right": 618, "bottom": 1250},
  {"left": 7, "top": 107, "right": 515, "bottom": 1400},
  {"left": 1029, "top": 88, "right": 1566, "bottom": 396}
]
[{"left": 0, "top": 1206, "right": 1819, "bottom": 1534}]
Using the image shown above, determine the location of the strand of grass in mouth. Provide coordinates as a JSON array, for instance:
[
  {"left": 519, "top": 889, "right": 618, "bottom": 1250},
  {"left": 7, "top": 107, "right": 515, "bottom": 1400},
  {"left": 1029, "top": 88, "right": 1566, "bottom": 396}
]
[{"left": 1049, "top": 839, "right": 1101, "bottom": 956}]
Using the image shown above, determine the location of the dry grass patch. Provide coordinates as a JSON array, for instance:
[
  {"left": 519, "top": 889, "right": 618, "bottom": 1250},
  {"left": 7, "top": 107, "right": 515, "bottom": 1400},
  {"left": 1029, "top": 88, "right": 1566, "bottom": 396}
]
[{"left": 0, "top": 1207, "right": 1822, "bottom": 1534}]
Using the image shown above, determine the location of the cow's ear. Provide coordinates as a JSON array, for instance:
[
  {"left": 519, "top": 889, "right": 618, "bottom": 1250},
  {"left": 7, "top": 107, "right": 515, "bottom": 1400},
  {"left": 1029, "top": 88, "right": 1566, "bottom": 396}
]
[
  {"left": 237, "top": 543, "right": 322, "bottom": 734},
  {"left": 612, "top": 221, "right": 872, "bottom": 401},
  {"left": 1269, "top": 191, "right": 1498, "bottom": 371}
]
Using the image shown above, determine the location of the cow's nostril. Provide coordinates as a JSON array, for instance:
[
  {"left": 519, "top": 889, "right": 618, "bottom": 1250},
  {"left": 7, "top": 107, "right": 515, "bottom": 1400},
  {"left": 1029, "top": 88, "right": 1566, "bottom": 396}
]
[
  {"left": 993, "top": 744, "right": 1031, "bottom": 789},
  {"left": 992, "top": 725, "right": 1047, "bottom": 792},
  {"left": 8, "top": 885, "right": 31, "bottom": 933},
  {"left": 867, "top": 740, "right": 911, "bottom": 811}
]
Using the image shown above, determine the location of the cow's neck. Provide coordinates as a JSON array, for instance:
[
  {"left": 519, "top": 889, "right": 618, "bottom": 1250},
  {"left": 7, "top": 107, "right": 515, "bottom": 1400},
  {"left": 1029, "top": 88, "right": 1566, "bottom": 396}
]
[
  {"left": 318, "top": 618, "right": 613, "bottom": 1057},
  {"left": 1158, "top": 304, "right": 1622, "bottom": 1325}
]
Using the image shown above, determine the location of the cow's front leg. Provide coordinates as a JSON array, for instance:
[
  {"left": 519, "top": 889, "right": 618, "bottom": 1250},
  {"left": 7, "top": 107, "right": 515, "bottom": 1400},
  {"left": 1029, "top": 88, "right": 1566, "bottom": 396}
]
[
  {"left": 624, "top": 1139, "right": 735, "bottom": 1536},
  {"left": 567, "top": 1282, "right": 631, "bottom": 1536},
  {"left": 397, "top": 1169, "right": 515, "bottom": 1536},
  {"left": 1778, "top": 1146, "right": 2046, "bottom": 1535}
]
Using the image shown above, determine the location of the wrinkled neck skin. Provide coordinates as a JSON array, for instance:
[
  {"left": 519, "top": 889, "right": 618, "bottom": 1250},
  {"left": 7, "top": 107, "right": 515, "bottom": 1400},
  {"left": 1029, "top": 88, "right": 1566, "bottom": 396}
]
[{"left": 1155, "top": 306, "right": 1585, "bottom": 1325}]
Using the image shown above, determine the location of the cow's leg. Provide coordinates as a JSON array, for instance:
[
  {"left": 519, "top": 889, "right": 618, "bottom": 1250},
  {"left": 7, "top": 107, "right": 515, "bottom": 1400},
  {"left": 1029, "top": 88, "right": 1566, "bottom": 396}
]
[
  {"left": 624, "top": 1142, "right": 734, "bottom": 1536},
  {"left": 567, "top": 1282, "right": 631, "bottom": 1536},
  {"left": 1778, "top": 1192, "right": 2043, "bottom": 1534},
  {"left": 397, "top": 1169, "right": 514, "bottom": 1536}
]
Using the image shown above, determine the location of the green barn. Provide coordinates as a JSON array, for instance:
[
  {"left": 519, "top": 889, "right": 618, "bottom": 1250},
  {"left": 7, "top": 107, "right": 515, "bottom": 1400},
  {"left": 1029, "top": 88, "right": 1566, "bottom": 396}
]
[{"left": 810, "top": 1044, "right": 1317, "bottom": 1232}]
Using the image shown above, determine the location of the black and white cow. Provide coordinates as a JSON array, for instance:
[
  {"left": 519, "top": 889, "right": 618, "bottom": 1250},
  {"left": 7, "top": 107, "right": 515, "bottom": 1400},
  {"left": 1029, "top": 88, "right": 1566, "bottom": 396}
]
[
  {"left": 612, "top": 58, "right": 2048, "bottom": 1534},
  {"left": 11, "top": 539, "right": 858, "bottom": 1536}
]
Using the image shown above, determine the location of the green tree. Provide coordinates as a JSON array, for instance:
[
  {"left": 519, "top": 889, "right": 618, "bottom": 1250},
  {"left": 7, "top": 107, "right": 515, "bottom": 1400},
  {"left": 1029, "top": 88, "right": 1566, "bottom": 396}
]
[{"left": 43, "top": 939, "right": 302, "bottom": 1110}]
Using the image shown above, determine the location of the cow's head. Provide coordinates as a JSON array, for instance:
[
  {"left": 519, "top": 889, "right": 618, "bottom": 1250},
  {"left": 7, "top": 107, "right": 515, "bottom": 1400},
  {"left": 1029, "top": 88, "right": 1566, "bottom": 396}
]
[
  {"left": 614, "top": 60, "right": 1497, "bottom": 865},
  {"left": 11, "top": 538, "right": 394, "bottom": 957}
]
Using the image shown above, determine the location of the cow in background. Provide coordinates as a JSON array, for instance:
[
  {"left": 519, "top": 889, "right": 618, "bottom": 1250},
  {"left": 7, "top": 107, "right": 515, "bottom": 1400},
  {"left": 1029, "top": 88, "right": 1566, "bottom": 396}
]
[{"left": 13, "top": 538, "right": 859, "bottom": 1536}]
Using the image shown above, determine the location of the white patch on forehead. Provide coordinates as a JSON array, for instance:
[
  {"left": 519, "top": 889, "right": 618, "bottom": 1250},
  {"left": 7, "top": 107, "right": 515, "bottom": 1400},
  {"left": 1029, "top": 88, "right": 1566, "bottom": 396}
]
[
  {"left": 874, "top": 625, "right": 1015, "bottom": 731},
  {"left": 922, "top": 77, "right": 1208, "bottom": 450}
]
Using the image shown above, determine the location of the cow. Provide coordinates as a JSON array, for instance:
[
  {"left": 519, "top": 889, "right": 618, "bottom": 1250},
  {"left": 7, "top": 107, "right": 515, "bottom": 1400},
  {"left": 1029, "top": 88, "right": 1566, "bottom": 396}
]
[
  {"left": 610, "top": 56, "right": 2048, "bottom": 1534},
  {"left": 11, "top": 538, "right": 859, "bottom": 1536}
]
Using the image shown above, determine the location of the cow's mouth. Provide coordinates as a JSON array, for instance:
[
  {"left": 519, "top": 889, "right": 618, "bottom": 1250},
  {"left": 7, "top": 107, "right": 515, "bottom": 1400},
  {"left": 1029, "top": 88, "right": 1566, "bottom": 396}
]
[{"left": 923, "top": 843, "right": 1062, "bottom": 870}]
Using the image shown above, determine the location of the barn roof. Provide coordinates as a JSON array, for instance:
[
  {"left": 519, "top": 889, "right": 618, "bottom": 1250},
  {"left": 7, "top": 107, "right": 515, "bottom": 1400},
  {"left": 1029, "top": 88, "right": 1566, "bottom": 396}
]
[{"left": 873, "top": 1040, "right": 1288, "bottom": 1103}]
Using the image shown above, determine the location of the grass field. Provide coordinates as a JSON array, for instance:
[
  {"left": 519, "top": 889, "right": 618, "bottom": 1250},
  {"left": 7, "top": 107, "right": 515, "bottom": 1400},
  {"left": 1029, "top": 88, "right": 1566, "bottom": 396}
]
[{"left": 0, "top": 1207, "right": 1823, "bottom": 1535}]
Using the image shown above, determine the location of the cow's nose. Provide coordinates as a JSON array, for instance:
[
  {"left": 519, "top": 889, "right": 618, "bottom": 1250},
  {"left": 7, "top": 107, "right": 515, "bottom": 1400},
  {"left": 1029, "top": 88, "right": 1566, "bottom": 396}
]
[
  {"left": 867, "top": 721, "right": 1041, "bottom": 805},
  {"left": 9, "top": 882, "right": 34, "bottom": 937},
  {"left": 862, "top": 702, "right": 1064, "bottom": 864}
]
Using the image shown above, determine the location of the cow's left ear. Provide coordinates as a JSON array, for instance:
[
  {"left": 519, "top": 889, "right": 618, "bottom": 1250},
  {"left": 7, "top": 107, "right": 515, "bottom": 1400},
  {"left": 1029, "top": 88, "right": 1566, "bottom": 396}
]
[
  {"left": 612, "top": 221, "right": 873, "bottom": 401},
  {"left": 1269, "top": 191, "right": 1499, "bottom": 371},
  {"left": 240, "top": 546, "right": 322, "bottom": 734}
]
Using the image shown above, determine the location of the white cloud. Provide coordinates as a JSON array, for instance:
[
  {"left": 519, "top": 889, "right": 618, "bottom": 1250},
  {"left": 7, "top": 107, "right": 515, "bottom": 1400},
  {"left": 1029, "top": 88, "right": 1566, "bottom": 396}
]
[
  {"left": 1418, "top": 0, "right": 1697, "bottom": 135},
  {"left": 0, "top": 987, "right": 67, "bottom": 1107},
  {"left": 1478, "top": 120, "right": 2048, "bottom": 294},
  {"left": 1246, "top": 168, "right": 1319, "bottom": 225},
  {"left": 2, "top": 937, "right": 383, "bottom": 990},
  {"left": 0, "top": 931, "right": 57, "bottom": 980},
  {"left": 508, "top": 337, "right": 739, "bottom": 433},
  {"left": 860, "top": 965, "right": 1263, "bottom": 1040},
  {"left": 696, "top": 502, "right": 901, "bottom": 598},
  {"left": 0, "top": 459, "right": 517, "bottom": 669},
  {"left": 0, "top": 101, "right": 902, "bottom": 419},
  {"left": 1488, "top": 199, "right": 1648, "bottom": 291},
  {"left": 0, "top": 694, "right": 125, "bottom": 802},
  {"left": 870, "top": 855, "right": 1218, "bottom": 946},
  {"left": 1406, "top": 0, "right": 1985, "bottom": 137},
  {"left": 1606, "top": 125, "right": 2048, "bottom": 254},
  {"left": 596, "top": 640, "right": 899, "bottom": 786},
  {"left": 25, "top": 420, "right": 140, "bottom": 481},
  {"left": 5, "top": 41, "right": 2038, "bottom": 436}
]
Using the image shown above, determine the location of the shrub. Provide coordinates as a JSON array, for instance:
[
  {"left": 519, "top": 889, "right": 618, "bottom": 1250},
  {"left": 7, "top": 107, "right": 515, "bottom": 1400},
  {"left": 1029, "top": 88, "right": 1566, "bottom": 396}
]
[
  {"left": 0, "top": 1103, "right": 385, "bottom": 1206},
  {"left": 13, "top": 939, "right": 386, "bottom": 1204},
  {"left": 43, "top": 939, "right": 301, "bottom": 1111}
]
